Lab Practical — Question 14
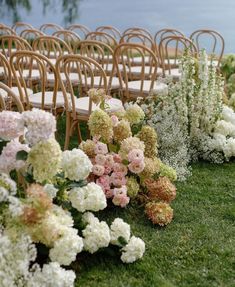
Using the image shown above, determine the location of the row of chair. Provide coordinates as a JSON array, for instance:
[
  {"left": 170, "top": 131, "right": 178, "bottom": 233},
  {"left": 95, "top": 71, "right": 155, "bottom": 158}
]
[{"left": 0, "top": 22, "right": 225, "bottom": 64}]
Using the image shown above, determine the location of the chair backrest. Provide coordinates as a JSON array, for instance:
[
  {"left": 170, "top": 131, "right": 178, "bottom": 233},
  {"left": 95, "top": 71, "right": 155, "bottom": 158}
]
[
  {"left": 12, "top": 22, "right": 34, "bottom": 34},
  {"left": 190, "top": 29, "right": 224, "bottom": 66},
  {"left": 122, "top": 27, "right": 153, "bottom": 39},
  {"left": 0, "top": 52, "right": 13, "bottom": 87},
  {"left": 0, "top": 35, "right": 32, "bottom": 58},
  {"left": 114, "top": 42, "right": 158, "bottom": 99},
  {"left": 52, "top": 30, "right": 81, "bottom": 53},
  {"left": 96, "top": 26, "right": 122, "bottom": 40},
  {"left": 67, "top": 24, "right": 91, "bottom": 39},
  {"left": 78, "top": 40, "right": 115, "bottom": 89},
  {"left": 39, "top": 23, "right": 63, "bottom": 35},
  {"left": 158, "top": 35, "right": 198, "bottom": 76},
  {"left": 85, "top": 31, "right": 118, "bottom": 48},
  {"left": 154, "top": 28, "right": 185, "bottom": 55},
  {"left": 20, "top": 29, "right": 44, "bottom": 44},
  {"left": 0, "top": 82, "right": 24, "bottom": 112},
  {"left": 120, "top": 32, "right": 155, "bottom": 52},
  {"left": 32, "top": 35, "right": 73, "bottom": 59},
  {"left": 0, "top": 25, "right": 16, "bottom": 36},
  {"left": 10, "top": 50, "right": 59, "bottom": 110},
  {"left": 56, "top": 54, "right": 107, "bottom": 116}
]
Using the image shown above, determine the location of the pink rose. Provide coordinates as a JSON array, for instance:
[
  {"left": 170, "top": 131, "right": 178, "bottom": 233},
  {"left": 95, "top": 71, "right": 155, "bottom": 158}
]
[
  {"left": 96, "top": 175, "right": 110, "bottom": 191},
  {"left": 113, "top": 186, "right": 127, "bottom": 196},
  {"left": 112, "top": 194, "right": 130, "bottom": 207},
  {"left": 94, "top": 142, "right": 108, "bottom": 155},
  {"left": 95, "top": 154, "right": 106, "bottom": 165},
  {"left": 104, "top": 166, "right": 112, "bottom": 175},
  {"left": 113, "top": 163, "right": 128, "bottom": 175},
  {"left": 105, "top": 154, "right": 114, "bottom": 168},
  {"left": 113, "top": 153, "right": 122, "bottom": 163},
  {"left": 92, "top": 164, "right": 105, "bottom": 176},
  {"left": 110, "top": 172, "right": 127, "bottom": 187},
  {"left": 128, "top": 149, "right": 144, "bottom": 162},
  {"left": 105, "top": 189, "right": 114, "bottom": 198},
  {"left": 111, "top": 115, "right": 119, "bottom": 127},
  {"left": 128, "top": 160, "right": 145, "bottom": 174}
]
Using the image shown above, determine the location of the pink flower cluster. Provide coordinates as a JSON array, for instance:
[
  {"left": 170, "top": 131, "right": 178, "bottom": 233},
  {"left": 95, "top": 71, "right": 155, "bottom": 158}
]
[
  {"left": 0, "top": 111, "right": 24, "bottom": 141},
  {"left": 127, "top": 149, "right": 145, "bottom": 174},
  {"left": 90, "top": 141, "right": 130, "bottom": 207}
]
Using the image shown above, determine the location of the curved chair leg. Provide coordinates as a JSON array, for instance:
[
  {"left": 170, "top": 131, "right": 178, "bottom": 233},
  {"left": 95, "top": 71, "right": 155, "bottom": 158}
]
[{"left": 64, "top": 112, "right": 71, "bottom": 150}]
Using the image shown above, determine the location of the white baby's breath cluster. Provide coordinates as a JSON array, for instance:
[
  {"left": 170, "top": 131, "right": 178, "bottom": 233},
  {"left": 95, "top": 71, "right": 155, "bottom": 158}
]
[
  {"left": 137, "top": 49, "right": 225, "bottom": 180},
  {"left": 82, "top": 212, "right": 110, "bottom": 253},
  {"left": 23, "top": 109, "right": 56, "bottom": 146},
  {"left": 61, "top": 149, "right": 92, "bottom": 181},
  {"left": 120, "top": 236, "right": 145, "bottom": 263},
  {"left": 69, "top": 182, "right": 107, "bottom": 212}
]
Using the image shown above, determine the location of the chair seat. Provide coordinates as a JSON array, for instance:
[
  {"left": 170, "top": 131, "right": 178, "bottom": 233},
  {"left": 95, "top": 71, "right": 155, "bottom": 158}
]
[
  {"left": 131, "top": 66, "right": 163, "bottom": 76},
  {"left": 82, "top": 76, "right": 124, "bottom": 90},
  {"left": 47, "top": 72, "right": 79, "bottom": 85},
  {"left": 29, "top": 91, "right": 65, "bottom": 108},
  {"left": 0, "top": 66, "right": 4, "bottom": 77},
  {"left": 131, "top": 56, "right": 151, "bottom": 65},
  {"left": 164, "top": 68, "right": 181, "bottom": 80},
  {"left": 127, "top": 80, "right": 168, "bottom": 95},
  {"left": 0, "top": 86, "right": 33, "bottom": 99},
  {"left": 71, "top": 96, "right": 123, "bottom": 115},
  {"left": 16, "top": 69, "right": 41, "bottom": 80}
]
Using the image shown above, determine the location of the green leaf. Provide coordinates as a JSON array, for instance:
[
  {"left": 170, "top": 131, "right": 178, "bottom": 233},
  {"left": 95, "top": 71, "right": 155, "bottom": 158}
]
[
  {"left": 0, "top": 140, "right": 8, "bottom": 154},
  {"left": 16, "top": 150, "right": 28, "bottom": 161},
  {"left": 108, "top": 143, "right": 118, "bottom": 153},
  {"left": 122, "top": 159, "right": 129, "bottom": 166},
  {"left": 117, "top": 236, "right": 128, "bottom": 247},
  {"left": 68, "top": 180, "right": 87, "bottom": 189}
]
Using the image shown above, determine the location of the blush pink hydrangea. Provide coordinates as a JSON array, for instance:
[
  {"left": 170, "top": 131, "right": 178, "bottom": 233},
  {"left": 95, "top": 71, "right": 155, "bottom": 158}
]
[
  {"left": 110, "top": 172, "right": 127, "bottom": 187},
  {"left": 94, "top": 142, "right": 108, "bottom": 155},
  {"left": 128, "top": 160, "right": 145, "bottom": 174},
  {"left": 0, "top": 111, "right": 24, "bottom": 140},
  {"left": 128, "top": 149, "right": 144, "bottom": 162},
  {"left": 92, "top": 164, "right": 105, "bottom": 176}
]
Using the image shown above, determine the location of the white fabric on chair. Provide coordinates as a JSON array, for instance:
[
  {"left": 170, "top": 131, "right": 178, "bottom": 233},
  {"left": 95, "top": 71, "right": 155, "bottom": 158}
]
[
  {"left": 126, "top": 80, "right": 168, "bottom": 95},
  {"left": 71, "top": 96, "right": 123, "bottom": 115},
  {"left": 82, "top": 76, "right": 124, "bottom": 90},
  {"left": 29, "top": 91, "right": 65, "bottom": 108},
  {"left": 0, "top": 86, "right": 33, "bottom": 99},
  {"left": 47, "top": 72, "right": 80, "bottom": 85}
]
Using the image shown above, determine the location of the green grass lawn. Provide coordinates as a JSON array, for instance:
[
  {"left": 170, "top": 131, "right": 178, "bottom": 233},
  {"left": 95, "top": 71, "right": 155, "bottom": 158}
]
[{"left": 57, "top": 117, "right": 235, "bottom": 287}]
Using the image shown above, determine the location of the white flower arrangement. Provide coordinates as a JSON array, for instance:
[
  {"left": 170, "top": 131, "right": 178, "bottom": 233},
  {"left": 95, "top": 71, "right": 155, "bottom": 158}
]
[
  {"left": 61, "top": 149, "right": 92, "bottom": 181},
  {"left": 69, "top": 182, "right": 107, "bottom": 212},
  {"left": 82, "top": 213, "right": 110, "bottom": 253},
  {"left": 120, "top": 236, "right": 145, "bottom": 263},
  {"left": 49, "top": 227, "right": 84, "bottom": 266},
  {"left": 110, "top": 218, "right": 131, "bottom": 246}
]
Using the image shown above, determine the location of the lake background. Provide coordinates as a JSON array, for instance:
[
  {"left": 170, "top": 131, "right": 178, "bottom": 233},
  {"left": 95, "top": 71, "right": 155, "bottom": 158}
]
[{"left": 1, "top": 0, "right": 234, "bottom": 53}]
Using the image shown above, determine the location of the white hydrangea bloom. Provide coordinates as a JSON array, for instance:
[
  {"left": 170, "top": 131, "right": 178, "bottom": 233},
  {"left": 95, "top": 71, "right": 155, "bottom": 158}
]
[
  {"left": 121, "top": 236, "right": 145, "bottom": 263},
  {"left": 29, "top": 262, "right": 76, "bottom": 287},
  {"left": 69, "top": 182, "right": 107, "bottom": 212},
  {"left": 61, "top": 149, "right": 92, "bottom": 181},
  {"left": 222, "top": 105, "right": 235, "bottom": 126},
  {"left": 82, "top": 212, "right": 99, "bottom": 225},
  {"left": 82, "top": 219, "right": 110, "bottom": 253},
  {"left": 0, "top": 233, "right": 37, "bottom": 287},
  {"left": 44, "top": 184, "right": 58, "bottom": 199},
  {"left": 23, "top": 109, "right": 56, "bottom": 146},
  {"left": 214, "top": 120, "right": 235, "bottom": 137},
  {"left": 110, "top": 218, "right": 131, "bottom": 246},
  {"left": 49, "top": 228, "right": 83, "bottom": 266},
  {"left": 0, "top": 187, "right": 8, "bottom": 202}
]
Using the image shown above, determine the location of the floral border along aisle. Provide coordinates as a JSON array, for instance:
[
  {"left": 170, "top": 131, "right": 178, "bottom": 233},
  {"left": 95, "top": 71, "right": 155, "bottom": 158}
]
[
  {"left": 135, "top": 49, "right": 235, "bottom": 180},
  {"left": 0, "top": 109, "right": 148, "bottom": 286}
]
